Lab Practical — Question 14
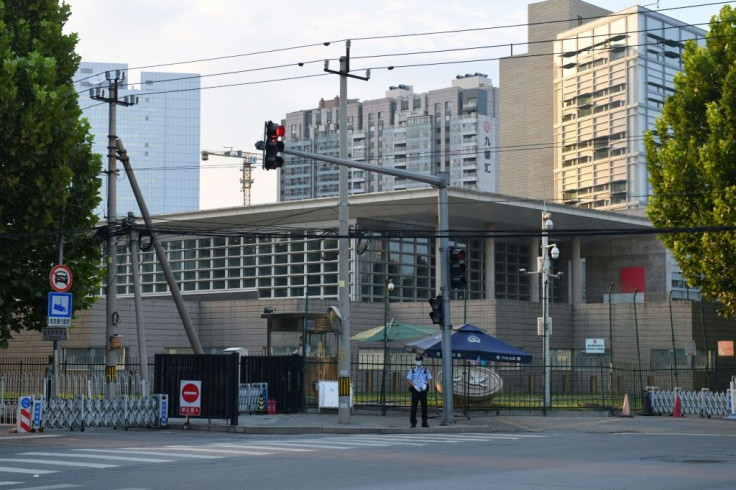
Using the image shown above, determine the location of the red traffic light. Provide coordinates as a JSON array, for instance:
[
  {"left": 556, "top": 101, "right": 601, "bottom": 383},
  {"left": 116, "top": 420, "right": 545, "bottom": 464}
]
[
  {"left": 449, "top": 247, "right": 467, "bottom": 290},
  {"left": 262, "top": 120, "right": 286, "bottom": 170}
]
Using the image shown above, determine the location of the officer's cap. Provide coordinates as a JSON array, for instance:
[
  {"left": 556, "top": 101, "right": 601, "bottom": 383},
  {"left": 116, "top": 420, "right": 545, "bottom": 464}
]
[{"left": 415, "top": 355, "right": 423, "bottom": 361}]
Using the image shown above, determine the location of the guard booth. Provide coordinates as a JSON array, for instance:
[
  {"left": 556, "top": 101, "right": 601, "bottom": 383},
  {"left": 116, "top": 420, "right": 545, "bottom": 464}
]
[{"left": 262, "top": 309, "right": 338, "bottom": 408}]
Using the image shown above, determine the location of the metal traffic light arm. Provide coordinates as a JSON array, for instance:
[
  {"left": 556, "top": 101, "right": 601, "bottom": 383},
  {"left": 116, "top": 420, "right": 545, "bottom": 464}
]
[{"left": 279, "top": 146, "right": 455, "bottom": 425}]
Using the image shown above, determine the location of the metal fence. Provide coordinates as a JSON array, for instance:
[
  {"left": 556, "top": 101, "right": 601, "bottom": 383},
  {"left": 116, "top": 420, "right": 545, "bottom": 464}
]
[
  {"left": 1, "top": 354, "right": 731, "bottom": 421},
  {"left": 343, "top": 354, "right": 727, "bottom": 416}
]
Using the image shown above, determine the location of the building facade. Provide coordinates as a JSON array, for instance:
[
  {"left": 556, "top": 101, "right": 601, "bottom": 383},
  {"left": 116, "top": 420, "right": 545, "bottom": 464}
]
[
  {"left": 499, "top": 0, "right": 612, "bottom": 202},
  {"left": 553, "top": 6, "right": 703, "bottom": 211},
  {"left": 74, "top": 62, "right": 201, "bottom": 218},
  {"left": 499, "top": 0, "right": 704, "bottom": 300},
  {"left": 280, "top": 75, "right": 499, "bottom": 201},
  {"left": 500, "top": 1, "right": 705, "bottom": 211},
  {"left": 5, "top": 190, "right": 733, "bottom": 385}
]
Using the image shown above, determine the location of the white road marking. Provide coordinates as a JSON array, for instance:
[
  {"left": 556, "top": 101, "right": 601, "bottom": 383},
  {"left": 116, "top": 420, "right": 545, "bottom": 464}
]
[
  {"left": 20, "top": 452, "right": 172, "bottom": 463},
  {"left": 210, "top": 444, "right": 312, "bottom": 452},
  {"left": 0, "top": 466, "right": 56, "bottom": 475},
  {"left": 0, "top": 458, "right": 116, "bottom": 469},
  {"left": 7, "top": 485, "right": 80, "bottom": 490},
  {"left": 76, "top": 448, "right": 222, "bottom": 459},
  {"left": 0, "top": 435, "right": 60, "bottom": 441},
  {"left": 160, "top": 446, "right": 272, "bottom": 456},
  {"left": 242, "top": 441, "right": 355, "bottom": 450}
]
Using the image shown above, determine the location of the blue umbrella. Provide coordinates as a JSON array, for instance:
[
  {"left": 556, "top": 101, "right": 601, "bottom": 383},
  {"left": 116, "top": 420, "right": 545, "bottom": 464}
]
[{"left": 404, "top": 323, "right": 532, "bottom": 363}]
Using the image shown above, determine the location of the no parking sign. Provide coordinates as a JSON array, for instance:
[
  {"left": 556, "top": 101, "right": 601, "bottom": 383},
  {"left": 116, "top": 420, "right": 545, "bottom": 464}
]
[{"left": 179, "top": 380, "right": 201, "bottom": 417}]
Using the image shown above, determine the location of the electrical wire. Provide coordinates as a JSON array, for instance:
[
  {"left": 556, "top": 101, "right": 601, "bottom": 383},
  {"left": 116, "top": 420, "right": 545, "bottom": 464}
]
[
  {"left": 72, "top": 19, "right": 718, "bottom": 99},
  {"left": 71, "top": 1, "right": 730, "bottom": 84}
]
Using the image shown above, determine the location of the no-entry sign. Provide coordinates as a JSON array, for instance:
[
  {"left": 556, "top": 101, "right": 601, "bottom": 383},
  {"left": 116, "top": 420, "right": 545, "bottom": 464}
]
[{"left": 179, "top": 380, "right": 201, "bottom": 416}]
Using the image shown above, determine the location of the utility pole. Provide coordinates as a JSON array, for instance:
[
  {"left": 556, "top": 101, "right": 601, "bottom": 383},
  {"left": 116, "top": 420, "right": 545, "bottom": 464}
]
[
  {"left": 279, "top": 146, "right": 455, "bottom": 425},
  {"left": 521, "top": 211, "right": 561, "bottom": 412},
  {"left": 125, "top": 212, "right": 149, "bottom": 396},
  {"left": 90, "top": 71, "right": 138, "bottom": 398},
  {"left": 323, "top": 40, "right": 369, "bottom": 424}
]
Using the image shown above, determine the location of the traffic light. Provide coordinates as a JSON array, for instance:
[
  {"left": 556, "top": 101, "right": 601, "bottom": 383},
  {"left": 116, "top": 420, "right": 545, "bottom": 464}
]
[
  {"left": 263, "top": 120, "right": 285, "bottom": 170},
  {"left": 449, "top": 247, "right": 467, "bottom": 290},
  {"left": 428, "top": 295, "right": 443, "bottom": 325}
]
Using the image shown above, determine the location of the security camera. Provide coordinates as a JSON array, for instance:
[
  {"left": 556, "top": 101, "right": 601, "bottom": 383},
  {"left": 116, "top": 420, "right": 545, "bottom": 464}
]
[
  {"left": 387, "top": 280, "right": 395, "bottom": 292},
  {"left": 519, "top": 268, "right": 527, "bottom": 274},
  {"left": 545, "top": 218, "right": 554, "bottom": 230},
  {"left": 550, "top": 246, "right": 560, "bottom": 260}
]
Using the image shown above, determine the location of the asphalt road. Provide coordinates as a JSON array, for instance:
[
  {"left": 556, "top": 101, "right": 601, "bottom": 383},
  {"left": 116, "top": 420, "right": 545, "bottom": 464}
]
[{"left": 1, "top": 421, "right": 735, "bottom": 489}]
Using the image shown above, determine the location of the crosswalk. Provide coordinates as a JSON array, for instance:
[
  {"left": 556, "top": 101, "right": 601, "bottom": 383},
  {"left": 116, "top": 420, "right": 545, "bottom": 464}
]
[{"left": 0, "top": 432, "right": 545, "bottom": 487}]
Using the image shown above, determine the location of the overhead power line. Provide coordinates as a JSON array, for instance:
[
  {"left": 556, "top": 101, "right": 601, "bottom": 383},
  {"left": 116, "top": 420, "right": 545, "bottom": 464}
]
[{"left": 72, "top": 1, "right": 730, "bottom": 83}]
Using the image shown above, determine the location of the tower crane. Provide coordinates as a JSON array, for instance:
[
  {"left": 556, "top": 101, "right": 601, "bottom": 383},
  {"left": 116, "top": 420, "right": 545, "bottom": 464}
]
[{"left": 201, "top": 149, "right": 260, "bottom": 206}]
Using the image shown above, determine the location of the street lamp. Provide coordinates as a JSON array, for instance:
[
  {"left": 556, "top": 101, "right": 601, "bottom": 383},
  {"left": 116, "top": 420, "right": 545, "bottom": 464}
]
[
  {"left": 521, "top": 212, "right": 562, "bottom": 412},
  {"left": 381, "top": 279, "right": 395, "bottom": 415}
]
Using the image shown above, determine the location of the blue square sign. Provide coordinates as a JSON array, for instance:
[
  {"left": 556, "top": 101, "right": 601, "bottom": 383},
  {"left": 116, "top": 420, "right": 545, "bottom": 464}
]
[{"left": 48, "top": 292, "right": 72, "bottom": 326}]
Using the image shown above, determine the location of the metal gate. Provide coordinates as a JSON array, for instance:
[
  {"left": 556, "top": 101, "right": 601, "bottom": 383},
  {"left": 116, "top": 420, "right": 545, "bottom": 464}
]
[
  {"left": 154, "top": 354, "right": 239, "bottom": 424},
  {"left": 240, "top": 356, "right": 302, "bottom": 414}
]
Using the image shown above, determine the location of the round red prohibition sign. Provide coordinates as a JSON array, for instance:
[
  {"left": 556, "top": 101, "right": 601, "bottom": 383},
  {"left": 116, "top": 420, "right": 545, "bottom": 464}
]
[
  {"left": 181, "top": 383, "right": 200, "bottom": 404},
  {"left": 50, "top": 264, "right": 73, "bottom": 292}
]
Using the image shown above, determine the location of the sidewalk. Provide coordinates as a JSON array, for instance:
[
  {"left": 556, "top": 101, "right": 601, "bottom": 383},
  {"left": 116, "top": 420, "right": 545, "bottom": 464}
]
[
  {"left": 168, "top": 409, "right": 736, "bottom": 435},
  {"left": 5, "top": 410, "right": 734, "bottom": 436}
]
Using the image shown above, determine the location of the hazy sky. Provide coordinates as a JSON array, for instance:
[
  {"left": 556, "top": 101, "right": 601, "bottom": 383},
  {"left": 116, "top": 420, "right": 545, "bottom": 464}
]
[{"left": 63, "top": 0, "right": 726, "bottom": 209}]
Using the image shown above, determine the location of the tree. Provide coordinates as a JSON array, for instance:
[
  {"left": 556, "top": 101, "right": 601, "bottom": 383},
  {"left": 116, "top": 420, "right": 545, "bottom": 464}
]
[
  {"left": 0, "top": 0, "right": 102, "bottom": 347},
  {"left": 646, "top": 5, "right": 736, "bottom": 317}
]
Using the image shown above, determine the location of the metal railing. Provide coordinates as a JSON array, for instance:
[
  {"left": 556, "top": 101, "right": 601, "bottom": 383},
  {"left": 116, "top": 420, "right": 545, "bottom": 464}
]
[{"left": 1, "top": 355, "right": 729, "bottom": 419}]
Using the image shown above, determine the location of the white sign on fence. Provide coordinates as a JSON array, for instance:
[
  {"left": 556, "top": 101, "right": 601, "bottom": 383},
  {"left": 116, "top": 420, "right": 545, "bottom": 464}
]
[
  {"left": 585, "top": 338, "right": 605, "bottom": 354},
  {"left": 179, "top": 380, "right": 201, "bottom": 417}
]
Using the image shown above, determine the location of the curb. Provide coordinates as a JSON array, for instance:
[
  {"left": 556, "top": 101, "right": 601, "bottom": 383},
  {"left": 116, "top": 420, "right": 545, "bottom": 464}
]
[{"left": 168, "top": 423, "right": 498, "bottom": 435}]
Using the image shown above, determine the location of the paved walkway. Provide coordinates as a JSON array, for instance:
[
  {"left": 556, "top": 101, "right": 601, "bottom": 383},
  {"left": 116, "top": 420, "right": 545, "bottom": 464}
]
[
  {"left": 169, "top": 410, "right": 736, "bottom": 435},
  {"left": 5, "top": 410, "right": 735, "bottom": 435}
]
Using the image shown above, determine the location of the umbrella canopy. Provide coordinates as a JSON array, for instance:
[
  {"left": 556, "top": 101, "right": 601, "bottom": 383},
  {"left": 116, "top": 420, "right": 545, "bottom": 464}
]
[
  {"left": 351, "top": 321, "right": 439, "bottom": 343},
  {"left": 403, "top": 323, "right": 532, "bottom": 363}
]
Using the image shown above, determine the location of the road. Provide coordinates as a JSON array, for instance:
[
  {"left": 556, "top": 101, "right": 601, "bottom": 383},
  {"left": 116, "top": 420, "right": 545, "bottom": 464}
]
[{"left": 0, "top": 421, "right": 735, "bottom": 489}]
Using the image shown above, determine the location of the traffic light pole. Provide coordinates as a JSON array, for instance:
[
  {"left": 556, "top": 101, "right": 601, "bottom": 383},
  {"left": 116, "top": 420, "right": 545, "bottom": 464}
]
[{"left": 282, "top": 147, "right": 456, "bottom": 425}]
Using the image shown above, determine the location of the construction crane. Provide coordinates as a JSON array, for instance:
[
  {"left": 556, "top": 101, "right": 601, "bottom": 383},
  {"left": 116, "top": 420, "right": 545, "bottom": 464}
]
[{"left": 201, "top": 149, "right": 260, "bottom": 206}]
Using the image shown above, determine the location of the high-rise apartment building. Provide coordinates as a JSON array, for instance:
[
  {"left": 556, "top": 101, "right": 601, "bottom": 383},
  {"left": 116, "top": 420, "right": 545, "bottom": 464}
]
[
  {"left": 499, "top": 0, "right": 611, "bottom": 202},
  {"left": 500, "top": 0, "right": 705, "bottom": 298},
  {"left": 553, "top": 6, "right": 703, "bottom": 211},
  {"left": 280, "top": 75, "right": 499, "bottom": 201},
  {"left": 74, "top": 62, "right": 201, "bottom": 218},
  {"left": 499, "top": 0, "right": 704, "bottom": 212}
]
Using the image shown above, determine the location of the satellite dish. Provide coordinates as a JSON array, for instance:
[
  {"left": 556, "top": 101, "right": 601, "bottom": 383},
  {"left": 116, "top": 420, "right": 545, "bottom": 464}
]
[
  {"left": 94, "top": 73, "right": 105, "bottom": 85},
  {"left": 326, "top": 306, "right": 343, "bottom": 335}
]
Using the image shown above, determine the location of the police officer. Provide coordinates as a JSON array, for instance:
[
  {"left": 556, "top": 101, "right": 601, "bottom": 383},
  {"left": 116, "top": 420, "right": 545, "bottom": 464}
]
[{"left": 407, "top": 355, "right": 432, "bottom": 428}]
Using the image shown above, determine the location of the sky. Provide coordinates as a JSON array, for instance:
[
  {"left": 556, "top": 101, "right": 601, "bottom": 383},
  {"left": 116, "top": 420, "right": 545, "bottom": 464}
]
[{"left": 63, "top": 0, "right": 728, "bottom": 209}]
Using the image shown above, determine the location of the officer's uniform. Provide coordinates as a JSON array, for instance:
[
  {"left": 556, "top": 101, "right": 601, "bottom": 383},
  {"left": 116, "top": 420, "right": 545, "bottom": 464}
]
[{"left": 406, "top": 355, "right": 432, "bottom": 428}]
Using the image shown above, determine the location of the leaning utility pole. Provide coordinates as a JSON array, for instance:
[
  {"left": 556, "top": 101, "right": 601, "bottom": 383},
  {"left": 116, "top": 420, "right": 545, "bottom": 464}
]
[
  {"left": 90, "top": 71, "right": 137, "bottom": 398},
  {"left": 116, "top": 139, "right": 204, "bottom": 355},
  {"left": 324, "top": 40, "right": 370, "bottom": 424}
]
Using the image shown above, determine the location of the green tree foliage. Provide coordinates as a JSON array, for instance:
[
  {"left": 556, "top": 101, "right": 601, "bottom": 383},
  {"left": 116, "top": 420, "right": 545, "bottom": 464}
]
[
  {"left": 646, "top": 6, "right": 736, "bottom": 317},
  {"left": 0, "top": 0, "right": 102, "bottom": 346}
]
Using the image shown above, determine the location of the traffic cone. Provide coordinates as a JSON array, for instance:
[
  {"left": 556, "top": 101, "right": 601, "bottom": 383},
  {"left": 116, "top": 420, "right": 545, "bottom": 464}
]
[
  {"left": 672, "top": 395, "right": 683, "bottom": 418},
  {"left": 620, "top": 393, "right": 632, "bottom": 417}
]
